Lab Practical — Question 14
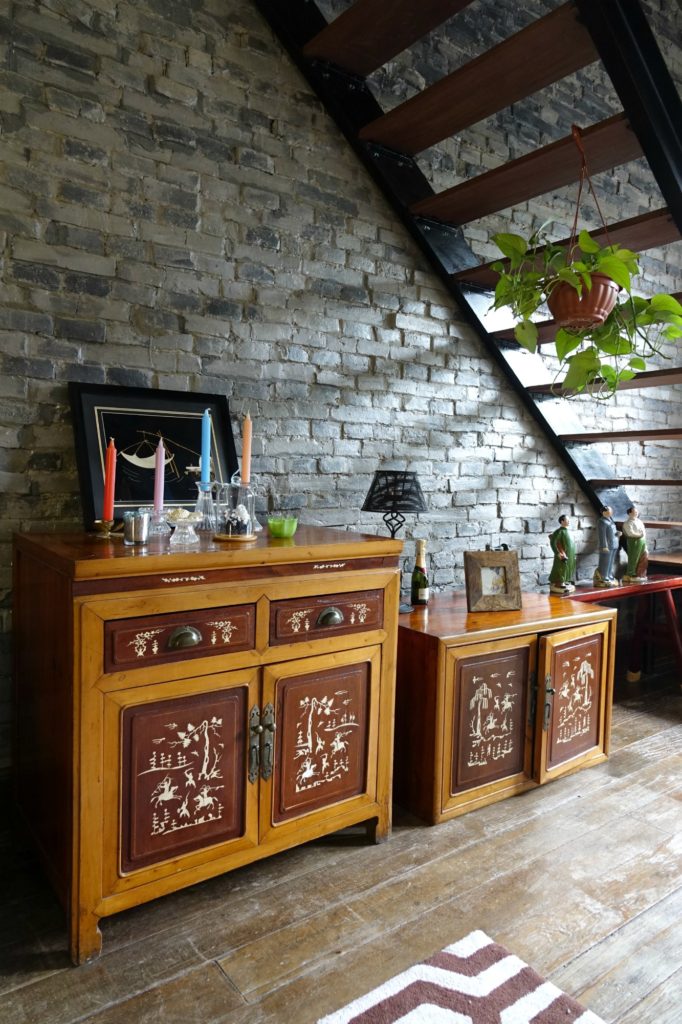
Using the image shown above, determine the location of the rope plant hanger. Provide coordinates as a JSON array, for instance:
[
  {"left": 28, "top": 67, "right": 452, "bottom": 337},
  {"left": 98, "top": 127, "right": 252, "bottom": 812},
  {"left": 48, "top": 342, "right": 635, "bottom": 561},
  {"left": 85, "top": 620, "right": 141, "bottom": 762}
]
[
  {"left": 547, "top": 125, "right": 623, "bottom": 330},
  {"left": 490, "top": 123, "right": 682, "bottom": 397}
]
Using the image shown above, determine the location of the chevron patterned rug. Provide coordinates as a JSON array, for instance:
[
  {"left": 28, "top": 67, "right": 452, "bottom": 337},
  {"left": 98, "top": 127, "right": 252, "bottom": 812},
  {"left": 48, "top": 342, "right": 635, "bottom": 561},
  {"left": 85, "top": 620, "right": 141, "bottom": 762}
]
[{"left": 317, "top": 930, "right": 605, "bottom": 1023}]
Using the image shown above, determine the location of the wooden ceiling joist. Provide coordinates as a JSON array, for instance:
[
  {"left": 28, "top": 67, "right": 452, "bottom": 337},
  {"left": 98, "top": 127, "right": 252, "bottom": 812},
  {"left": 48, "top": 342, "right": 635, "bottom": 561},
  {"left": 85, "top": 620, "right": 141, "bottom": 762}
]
[
  {"left": 411, "top": 113, "right": 641, "bottom": 224},
  {"left": 358, "top": 2, "right": 598, "bottom": 154},
  {"left": 302, "top": 0, "right": 475, "bottom": 77},
  {"left": 454, "top": 208, "right": 681, "bottom": 289}
]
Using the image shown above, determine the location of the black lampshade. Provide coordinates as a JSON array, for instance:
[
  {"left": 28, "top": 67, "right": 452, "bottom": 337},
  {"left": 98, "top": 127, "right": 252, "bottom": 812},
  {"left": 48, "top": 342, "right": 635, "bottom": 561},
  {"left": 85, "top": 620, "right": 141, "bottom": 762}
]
[{"left": 362, "top": 470, "right": 427, "bottom": 538}]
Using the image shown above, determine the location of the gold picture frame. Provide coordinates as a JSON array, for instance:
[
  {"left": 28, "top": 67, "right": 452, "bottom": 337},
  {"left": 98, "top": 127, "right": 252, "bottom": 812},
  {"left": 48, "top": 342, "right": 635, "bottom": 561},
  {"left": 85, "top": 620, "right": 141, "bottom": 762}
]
[{"left": 463, "top": 549, "right": 522, "bottom": 612}]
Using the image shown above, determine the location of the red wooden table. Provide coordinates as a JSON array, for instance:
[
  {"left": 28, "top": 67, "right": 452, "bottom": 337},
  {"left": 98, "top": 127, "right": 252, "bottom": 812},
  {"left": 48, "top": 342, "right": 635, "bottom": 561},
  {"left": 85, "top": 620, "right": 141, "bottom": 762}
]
[{"left": 565, "top": 574, "right": 682, "bottom": 682}]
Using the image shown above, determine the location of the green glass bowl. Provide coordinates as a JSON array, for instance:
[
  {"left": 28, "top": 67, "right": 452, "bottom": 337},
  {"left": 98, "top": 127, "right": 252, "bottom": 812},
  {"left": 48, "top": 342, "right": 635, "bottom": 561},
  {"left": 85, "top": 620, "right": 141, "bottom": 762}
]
[{"left": 267, "top": 515, "right": 298, "bottom": 538}]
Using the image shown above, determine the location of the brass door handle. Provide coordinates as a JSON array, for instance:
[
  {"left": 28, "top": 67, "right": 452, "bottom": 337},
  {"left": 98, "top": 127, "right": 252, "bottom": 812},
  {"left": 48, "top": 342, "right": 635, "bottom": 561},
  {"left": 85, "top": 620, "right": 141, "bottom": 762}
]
[
  {"left": 167, "top": 625, "right": 203, "bottom": 649},
  {"left": 248, "top": 706, "right": 262, "bottom": 784},
  {"left": 316, "top": 606, "right": 344, "bottom": 627},
  {"left": 261, "top": 703, "right": 276, "bottom": 781}
]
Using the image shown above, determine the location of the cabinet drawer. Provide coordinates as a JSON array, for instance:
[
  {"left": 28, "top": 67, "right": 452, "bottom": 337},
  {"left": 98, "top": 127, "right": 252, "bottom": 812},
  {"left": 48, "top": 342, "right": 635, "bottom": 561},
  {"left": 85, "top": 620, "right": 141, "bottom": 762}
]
[
  {"left": 104, "top": 604, "right": 256, "bottom": 672},
  {"left": 269, "top": 590, "right": 383, "bottom": 646}
]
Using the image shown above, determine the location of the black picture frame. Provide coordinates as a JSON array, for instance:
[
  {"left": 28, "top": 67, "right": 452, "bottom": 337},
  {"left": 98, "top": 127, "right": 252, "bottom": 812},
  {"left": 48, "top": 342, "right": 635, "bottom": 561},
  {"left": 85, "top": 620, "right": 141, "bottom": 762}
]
[{"left": 68, "top": 383, "right": 239, "bottom": 530}]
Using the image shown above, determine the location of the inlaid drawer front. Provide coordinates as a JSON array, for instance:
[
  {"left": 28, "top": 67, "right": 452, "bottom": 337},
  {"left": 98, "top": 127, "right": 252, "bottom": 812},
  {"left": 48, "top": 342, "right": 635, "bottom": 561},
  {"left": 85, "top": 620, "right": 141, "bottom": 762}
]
[
  {"left": 104, "top": 604, "right": 256, "bottom": 672},
  {"left": 269, "top": 590, "right": 383, "bottom": 646}
]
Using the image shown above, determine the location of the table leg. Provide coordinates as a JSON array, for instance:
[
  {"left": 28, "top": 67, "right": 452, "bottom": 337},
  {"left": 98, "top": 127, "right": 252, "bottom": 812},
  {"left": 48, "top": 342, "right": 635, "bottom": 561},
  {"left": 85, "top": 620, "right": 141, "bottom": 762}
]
[
  {"left": 661, "top": 590, "right": 682, "bottom": 684},
  {"left": 626, "top": 595, "right": 650, "bottom": 683}
]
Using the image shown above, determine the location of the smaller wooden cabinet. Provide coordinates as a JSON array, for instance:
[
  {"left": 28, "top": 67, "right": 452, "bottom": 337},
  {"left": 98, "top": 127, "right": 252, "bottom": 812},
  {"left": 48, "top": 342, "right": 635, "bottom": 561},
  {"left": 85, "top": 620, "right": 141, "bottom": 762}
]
[{"left": 394, "top": 592, "right": 616, "bottom": 824}]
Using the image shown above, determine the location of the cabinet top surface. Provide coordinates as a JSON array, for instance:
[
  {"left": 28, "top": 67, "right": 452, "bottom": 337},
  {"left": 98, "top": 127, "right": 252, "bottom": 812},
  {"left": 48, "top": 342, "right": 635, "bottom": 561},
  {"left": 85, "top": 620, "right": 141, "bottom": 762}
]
[
  {"left": 399, "top": 590, "right": 616, "bottom": 642},
  {"left": 13, "top": 526, "right": 402, "bottom": 580}
]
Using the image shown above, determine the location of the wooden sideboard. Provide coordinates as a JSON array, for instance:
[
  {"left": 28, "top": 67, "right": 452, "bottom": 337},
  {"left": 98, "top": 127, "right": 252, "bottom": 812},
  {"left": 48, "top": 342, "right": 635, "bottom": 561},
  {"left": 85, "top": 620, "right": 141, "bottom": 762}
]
[
  {"left": 394, "top": 592, "right": 616, "bottom": 824},
  {"left": 12, "top": 527, "right": 401, "bottom": 964}
]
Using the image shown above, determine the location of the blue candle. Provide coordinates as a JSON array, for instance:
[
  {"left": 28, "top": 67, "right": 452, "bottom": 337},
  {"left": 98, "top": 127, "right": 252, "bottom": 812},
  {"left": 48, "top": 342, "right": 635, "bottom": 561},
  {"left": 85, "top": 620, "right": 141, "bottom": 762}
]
[{"left": 200, "top": 408, "right": 211, "bottom": 485}]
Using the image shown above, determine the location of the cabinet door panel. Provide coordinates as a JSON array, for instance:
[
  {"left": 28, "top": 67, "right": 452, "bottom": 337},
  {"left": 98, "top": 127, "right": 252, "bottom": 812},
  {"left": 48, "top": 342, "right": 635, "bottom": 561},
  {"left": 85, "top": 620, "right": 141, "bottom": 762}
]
[
  {"left": 536, "top": 622, "right": 610, "bottom": 783},
  {"left": 121, "top": 688, "right": 248, "bottom": 871},
  {"left": 261, "top": 647, "right": 381, "bottom": 841},
  {"left": 442, "top": 638, "right": 536, "bottom": 815}
]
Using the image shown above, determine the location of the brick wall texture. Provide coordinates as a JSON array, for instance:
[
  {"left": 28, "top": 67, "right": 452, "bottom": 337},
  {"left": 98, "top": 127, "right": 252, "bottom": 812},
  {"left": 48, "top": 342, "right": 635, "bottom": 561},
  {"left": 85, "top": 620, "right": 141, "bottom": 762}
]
[{"left": 0, "top": 0, "right": 680, "bottom": 768}]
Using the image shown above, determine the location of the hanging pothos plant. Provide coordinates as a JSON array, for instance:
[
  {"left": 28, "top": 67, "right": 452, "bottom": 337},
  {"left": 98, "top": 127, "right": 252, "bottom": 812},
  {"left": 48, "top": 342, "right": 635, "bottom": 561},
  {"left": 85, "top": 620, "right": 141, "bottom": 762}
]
[
  {"left": 490, "top": 224, "right": 682, "bottom": 396},
  {"left": 489, "top": 125, "right": 682, "bottom": 398}
]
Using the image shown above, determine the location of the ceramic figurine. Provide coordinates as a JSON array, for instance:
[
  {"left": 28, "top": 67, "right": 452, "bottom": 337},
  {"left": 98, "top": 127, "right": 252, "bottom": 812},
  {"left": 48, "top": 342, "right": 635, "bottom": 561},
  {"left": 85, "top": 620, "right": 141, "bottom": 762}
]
[
  {"left": 549, "top": 513, "right": 576, "bottom": 594},
  {"left": 593, "top": 504, "right": 620, "bottom": 588},
  {"left": 622, "top": 506, "right": 648, "bottom": 583}
]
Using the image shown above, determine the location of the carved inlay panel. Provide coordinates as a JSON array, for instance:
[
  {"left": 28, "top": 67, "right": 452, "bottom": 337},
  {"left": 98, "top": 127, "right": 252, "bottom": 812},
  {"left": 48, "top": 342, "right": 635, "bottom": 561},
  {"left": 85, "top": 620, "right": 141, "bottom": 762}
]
[
  {"left": 546, "top": 633, "right": 602, "bottom": 770},
  {"left": 451, "top": 646, "right": 530, "bottom": 793},
  {"left": 271, "top": 662, "right": 370, "bottom": 823},
  {"left": 121, "top": 689, "right": 247, "bottom": 871}
]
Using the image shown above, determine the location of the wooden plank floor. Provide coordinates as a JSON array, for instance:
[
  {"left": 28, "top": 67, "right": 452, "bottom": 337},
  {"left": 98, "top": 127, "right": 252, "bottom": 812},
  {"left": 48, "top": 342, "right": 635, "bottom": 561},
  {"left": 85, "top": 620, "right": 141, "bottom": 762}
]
[{"left": 2, "top": 670, "right": 681, "bottom": 1024}]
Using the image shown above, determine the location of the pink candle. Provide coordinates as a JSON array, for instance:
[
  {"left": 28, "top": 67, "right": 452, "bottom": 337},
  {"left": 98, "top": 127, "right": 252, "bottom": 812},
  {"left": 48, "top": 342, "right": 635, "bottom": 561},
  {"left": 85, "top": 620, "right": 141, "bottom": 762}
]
[
  {"left": 102, "top": 438, "right": 116, "bottom": 521},
  {"left": 153, "top": 438, "right": 165, "bottom": 514},
  {"left": 241, "top": 412, "right": 252, "bottom": 485}
]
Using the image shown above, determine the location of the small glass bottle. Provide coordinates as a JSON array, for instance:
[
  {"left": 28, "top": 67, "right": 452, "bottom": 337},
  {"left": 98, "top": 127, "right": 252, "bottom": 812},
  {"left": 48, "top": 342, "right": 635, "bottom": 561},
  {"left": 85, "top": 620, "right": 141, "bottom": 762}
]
[{"left": 411, "top": 539, "right": 430, "bottom": 606}]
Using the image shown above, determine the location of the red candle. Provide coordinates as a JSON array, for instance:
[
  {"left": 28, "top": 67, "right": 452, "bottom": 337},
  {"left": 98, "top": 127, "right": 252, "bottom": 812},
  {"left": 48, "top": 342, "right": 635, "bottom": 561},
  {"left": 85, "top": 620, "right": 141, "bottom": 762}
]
[{"left": 102, "top": 437, "right": 117, "bottom": 521}]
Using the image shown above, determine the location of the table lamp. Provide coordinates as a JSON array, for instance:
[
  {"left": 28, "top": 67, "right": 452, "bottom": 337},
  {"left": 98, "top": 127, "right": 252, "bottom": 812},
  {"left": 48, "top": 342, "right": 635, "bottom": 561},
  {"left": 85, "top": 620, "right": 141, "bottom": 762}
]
[{"left": 361, "top": 470, "right": 427, "bottom": 538}]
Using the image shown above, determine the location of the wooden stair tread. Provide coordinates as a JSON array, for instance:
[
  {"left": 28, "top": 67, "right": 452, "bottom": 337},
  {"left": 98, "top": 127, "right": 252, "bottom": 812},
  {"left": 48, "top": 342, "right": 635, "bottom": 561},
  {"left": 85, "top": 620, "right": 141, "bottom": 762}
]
[
  {"left": 528, "top": 367, "right": 682, "bottom": 395},
  {"left": 412, "top": 114, "right": 640, "bottom": 224},
  {"left": 454, "top": 209, "right": 681, "bottom": 289},
  {"left": 640, "top": 521, "right": 682, "bottom": 529},
  {"left": 649, "top": 553, "right": 682, "bottom": 565},
  {"left": 302, "top": 0, "right": 475, "bottom": 77},
  {"left": 358, "top": 2, "right": 597, "bottom": 155},
  {"left": 588, "top": 478, "right": 682, "bottom": 486},
  {"left": 491, "top": 320, "right": 559, "bottom": 345},
  {"left": 560, "top": 428, "right": 682, "bottom": 442}
]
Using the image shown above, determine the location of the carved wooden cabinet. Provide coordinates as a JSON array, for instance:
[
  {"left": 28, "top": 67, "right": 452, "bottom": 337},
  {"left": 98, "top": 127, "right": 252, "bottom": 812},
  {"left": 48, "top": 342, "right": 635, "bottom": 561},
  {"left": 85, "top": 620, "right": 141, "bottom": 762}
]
[
  {"left": 394, "top": 592, "right": 616, "bottom": 824},
  {"left": 12, "top": 527, "right": 400, "bottom": 963}
]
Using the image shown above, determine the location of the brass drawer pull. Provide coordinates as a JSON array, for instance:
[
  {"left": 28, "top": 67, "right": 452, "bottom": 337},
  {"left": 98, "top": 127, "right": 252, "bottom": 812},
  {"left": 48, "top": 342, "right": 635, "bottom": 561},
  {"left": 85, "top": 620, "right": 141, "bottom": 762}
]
[
  {"left": 167, "top": 625, "right": 203, "bottom": 649},
  {"left": 316, "top": 606, "right": 344, "bottom": 627}
]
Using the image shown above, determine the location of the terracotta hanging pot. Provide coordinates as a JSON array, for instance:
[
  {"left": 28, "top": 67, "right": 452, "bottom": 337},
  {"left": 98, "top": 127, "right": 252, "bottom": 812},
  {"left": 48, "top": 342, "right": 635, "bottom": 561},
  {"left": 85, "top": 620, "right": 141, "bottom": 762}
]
[{"left": 547, "top": 273, "right": 620, "bottom": 330}]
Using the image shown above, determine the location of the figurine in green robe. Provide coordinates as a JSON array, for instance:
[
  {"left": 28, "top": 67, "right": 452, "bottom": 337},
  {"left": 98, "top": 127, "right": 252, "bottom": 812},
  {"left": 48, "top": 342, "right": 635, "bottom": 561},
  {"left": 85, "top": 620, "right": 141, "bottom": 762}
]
[
  {"left": 622, "top": 506, "right": 648, "bottom": 583},
  {"left": 549, "top": 514, "right": 576, "bottom": 594}
]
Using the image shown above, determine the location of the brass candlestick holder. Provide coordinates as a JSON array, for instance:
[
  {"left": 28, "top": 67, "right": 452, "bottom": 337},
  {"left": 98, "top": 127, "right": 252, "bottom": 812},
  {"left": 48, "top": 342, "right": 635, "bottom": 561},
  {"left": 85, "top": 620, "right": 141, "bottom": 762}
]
[{"left": 93, "top": 519, "right": 123, "bottom": 539}]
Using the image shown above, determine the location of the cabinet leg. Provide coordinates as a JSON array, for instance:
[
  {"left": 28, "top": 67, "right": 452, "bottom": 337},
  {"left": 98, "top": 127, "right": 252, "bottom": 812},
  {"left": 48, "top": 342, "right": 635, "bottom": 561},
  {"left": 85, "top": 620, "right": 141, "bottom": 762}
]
[
  {"left": 70, "top": 909, "right": 103, "bottom": 965},
  {"left": 366, "top": 812, "right": 391, "bottom": 845}
]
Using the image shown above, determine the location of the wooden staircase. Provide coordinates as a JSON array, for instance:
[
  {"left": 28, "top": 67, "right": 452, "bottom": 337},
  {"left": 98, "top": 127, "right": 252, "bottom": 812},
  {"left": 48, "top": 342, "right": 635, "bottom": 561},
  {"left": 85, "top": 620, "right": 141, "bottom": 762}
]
[{"left": 256, "top": 0, "right": 682, "bottom": 530}]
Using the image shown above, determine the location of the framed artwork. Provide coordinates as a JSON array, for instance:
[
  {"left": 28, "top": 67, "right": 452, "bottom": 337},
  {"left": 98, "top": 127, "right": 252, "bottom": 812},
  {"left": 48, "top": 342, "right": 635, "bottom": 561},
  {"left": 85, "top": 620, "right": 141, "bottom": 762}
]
[
  {"left": 463, "top": 549, "right": 522, "bottom": 612},
  {"left": 68, "top": 383, "right": 239, "bottom": 529}
]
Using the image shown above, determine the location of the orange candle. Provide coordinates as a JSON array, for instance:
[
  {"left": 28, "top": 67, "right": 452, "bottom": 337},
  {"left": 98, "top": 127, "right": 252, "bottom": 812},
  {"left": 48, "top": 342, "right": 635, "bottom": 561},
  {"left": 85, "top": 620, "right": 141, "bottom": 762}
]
[
  {"left": 241, "top": 413, "right": 252, "bottom": 485},
  {"left": 102, "top": 437, "right": 117, "bottom": 521}
]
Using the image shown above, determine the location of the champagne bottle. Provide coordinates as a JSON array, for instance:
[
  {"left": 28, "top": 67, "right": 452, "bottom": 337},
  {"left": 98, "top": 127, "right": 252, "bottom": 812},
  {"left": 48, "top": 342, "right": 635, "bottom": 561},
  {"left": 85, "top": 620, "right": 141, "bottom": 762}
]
[{"left": 411, "top": 539, "right": 430, "bottom": 606}]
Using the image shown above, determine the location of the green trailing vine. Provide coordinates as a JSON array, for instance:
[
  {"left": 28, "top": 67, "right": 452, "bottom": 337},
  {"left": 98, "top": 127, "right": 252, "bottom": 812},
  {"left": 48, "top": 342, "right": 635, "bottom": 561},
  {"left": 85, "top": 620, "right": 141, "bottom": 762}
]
[{"left": 490, "top": 223, "right": 682, "bottom": 397}]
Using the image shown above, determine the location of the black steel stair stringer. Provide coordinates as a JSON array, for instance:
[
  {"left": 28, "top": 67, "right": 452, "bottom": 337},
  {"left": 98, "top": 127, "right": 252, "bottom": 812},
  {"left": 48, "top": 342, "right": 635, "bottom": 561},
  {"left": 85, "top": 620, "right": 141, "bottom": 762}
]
[{"left": 574, "top": 0, "right": 682, "bottom": 233}]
